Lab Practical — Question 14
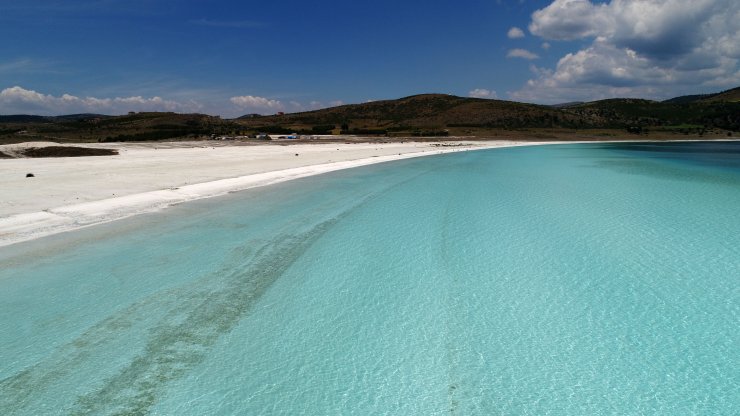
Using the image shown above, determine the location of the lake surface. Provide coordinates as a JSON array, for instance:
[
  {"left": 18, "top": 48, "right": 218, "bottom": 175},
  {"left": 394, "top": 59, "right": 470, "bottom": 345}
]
[{"left": 1, "top": 142, "right": 738, "bottom": 415}]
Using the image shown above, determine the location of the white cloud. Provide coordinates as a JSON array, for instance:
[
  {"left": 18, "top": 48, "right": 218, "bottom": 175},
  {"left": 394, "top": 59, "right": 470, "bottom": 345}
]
[
  {"left": 229, "top": 97, "right": 346, "bottom": 115},
  {"left": 529, "top": 0, "right": 608, "bottom": 41},
  {"left": 468, "top": 88, "right": 497, "bottom": 98},
  {"left": 0, "top": 86, "right": 353, "bottom": 117},
  {"left": 229, "top": 95, "right": 283, "bottom": 113},
  {"left": 541, "top": 42, "right": 551, "bottom": 50},
  {"left": 529, "top": 0, "right": 727, "bottom": 58},
  {"left": 514, "top": 0, "right": 740, "bottom": 103},
  {"left": 507, "top": 27, "right": 525, "bottom": 39},
  {"left": 507, "top": 48, "right": 540, "bottom": 60},
  {"left": 0, "top": 86, "right": 202, "bottom": 115}
]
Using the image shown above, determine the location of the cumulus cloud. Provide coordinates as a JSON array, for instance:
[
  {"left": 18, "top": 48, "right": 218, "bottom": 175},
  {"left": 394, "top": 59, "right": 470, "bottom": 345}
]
[
  {"left": 468, "top": 88, "right": 497, "bottom": 98},
  {"left": 529, "top": 0, "right": 726, "bottom": 58},
  {"left": 513, "top": 0, "right": 740, "bottom": 103},
  {"left": 529, "top": 0, "right": 607, "bottom": 41},
  {"left": 507, "top": 48, "right": 540, "bottom": 60},
  {"left": 0, "top": 86, "right": 202, "bottom": 115},
  {"left": 229, "top": 95, "right": 283, "bottom": 113},
  {"left": 507, "top": 27, "right": 525, "bottom": 39},
  {"left": 230, "top": 96, "right": 346, "bottom": 114},
  {"left": 0, "top": 86, "right": 349, "bottom": 117}
]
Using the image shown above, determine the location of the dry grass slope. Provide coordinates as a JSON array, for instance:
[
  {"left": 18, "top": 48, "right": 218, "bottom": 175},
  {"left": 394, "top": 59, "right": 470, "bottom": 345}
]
[{"left": 1, "top": 87, "right": 738, "bottom": 144}]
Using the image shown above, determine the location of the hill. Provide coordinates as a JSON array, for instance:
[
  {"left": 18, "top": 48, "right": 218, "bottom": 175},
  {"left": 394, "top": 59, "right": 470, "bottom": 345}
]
[
  {"left": 1, "top": 86, "right": 738, "bottom": 144},
  {"left": 0, "top": 112, "right": 235, "bottom": 144},
  {"left": 0, "top": 115, "right": 53, "bottom": 123},
  {"left": 0, "top": 114, "right": 111, "bottom": 123},
  {"left": 700, "top": 86, "right": 740, "bottom": 102},
  {"left": 234, "top": 94, "right": 589, "bottom": 135},
  {"left": 564, "top": 97, "right": 740, "bottom": 131},
  {"left": 664, "top": 86, "right": 740, "bottom": 104},
  {"left": 237, "top": 92, "right": 740, "bottom": 135}
]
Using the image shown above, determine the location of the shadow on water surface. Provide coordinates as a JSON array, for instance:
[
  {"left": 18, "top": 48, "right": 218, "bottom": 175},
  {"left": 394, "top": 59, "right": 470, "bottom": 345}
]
[
  {"left": 0, "top": 161, "right": 433, "bottom": 416},
  {"left": 595, "top": 140, "right": 740, "bottom": 153},
  {"left": 593, "top": 140, "right": 740, "bottom": 169},
  {"left": 583, "top": 141, "right": 740, "bottom": 185},
  {"left": 0, "top": 212, "right": 344, "bottom": 415}
]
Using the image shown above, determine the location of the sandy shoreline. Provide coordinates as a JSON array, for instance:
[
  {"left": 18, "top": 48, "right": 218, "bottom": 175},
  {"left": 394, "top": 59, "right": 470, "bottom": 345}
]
[{"left": 0, "top": 140, "right": 559, "bottom": 247}]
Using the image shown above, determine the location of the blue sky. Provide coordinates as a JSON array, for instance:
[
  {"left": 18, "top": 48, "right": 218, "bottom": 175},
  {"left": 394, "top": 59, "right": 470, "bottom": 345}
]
[{"left": 1, "top": 0, "right": 738, "bottom": 116}]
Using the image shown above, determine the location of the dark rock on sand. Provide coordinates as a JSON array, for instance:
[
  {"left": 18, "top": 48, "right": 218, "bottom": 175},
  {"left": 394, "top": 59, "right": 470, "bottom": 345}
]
[{"left": 21, "top": 146, "right": 119, "bottom": 158}]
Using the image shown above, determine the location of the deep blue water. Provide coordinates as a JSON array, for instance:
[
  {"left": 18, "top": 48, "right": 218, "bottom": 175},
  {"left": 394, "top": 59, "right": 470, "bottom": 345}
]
[{"left": 1, "top": 142, "right": 738, "bottom": 414}]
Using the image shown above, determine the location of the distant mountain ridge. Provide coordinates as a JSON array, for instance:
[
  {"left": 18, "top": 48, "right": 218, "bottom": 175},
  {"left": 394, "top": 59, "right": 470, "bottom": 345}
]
[
  {"left": 0, "top": 112, "right": 229, "bottom": 143},
  {"left": 0, "top": 114, "right": 110, "bottom": 123},
  {"left": 235, "top": 88, "right": 740, "bottom": 134},
  {"left": 1, "top": 86, "right": 738, "bottom": 143},
  {"left": 0, "top": 115, "right": 53, "bottom": 123},
  {"left": 235, "top": 93, "right": 587, "bottom": 133},
  {"left": 663, "top": 86, "right": 740, "bottom": 104}
]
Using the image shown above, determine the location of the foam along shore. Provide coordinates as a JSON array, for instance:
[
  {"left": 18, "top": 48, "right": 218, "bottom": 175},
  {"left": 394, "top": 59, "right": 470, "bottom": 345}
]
[{"left": 0, "top": 140, "right": 552, "bottom": 247}]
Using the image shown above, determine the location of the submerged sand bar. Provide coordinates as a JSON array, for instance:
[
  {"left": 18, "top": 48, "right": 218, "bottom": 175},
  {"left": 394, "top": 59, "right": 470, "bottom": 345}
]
[{"left": 0, "top": 140, "right": 555, "bottom": 247}]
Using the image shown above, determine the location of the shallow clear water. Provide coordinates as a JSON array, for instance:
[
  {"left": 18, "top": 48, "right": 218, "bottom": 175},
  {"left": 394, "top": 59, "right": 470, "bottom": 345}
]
[{"left": 1, "top": 142, "right": 738, "bottom": 415}]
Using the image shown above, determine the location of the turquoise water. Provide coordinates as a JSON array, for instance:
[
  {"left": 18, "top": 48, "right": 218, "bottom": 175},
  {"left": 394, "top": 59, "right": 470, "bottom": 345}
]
[{"left": 1, "top": 142, "right": 738, "bottom": 415}]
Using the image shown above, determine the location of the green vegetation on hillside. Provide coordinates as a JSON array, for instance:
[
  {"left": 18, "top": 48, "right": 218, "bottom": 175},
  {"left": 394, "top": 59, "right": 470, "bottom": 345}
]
[
  {"left": 566, "top": 99, "right": 740, "bottom": 131},
  {"left": 663, "top": 86, "right": 740, "bottom": 104}
]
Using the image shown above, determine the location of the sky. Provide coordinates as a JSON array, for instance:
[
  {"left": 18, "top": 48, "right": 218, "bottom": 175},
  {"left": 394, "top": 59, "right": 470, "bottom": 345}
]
[{"left": 1, "top": 0, "right": 738, "bottom": 117}]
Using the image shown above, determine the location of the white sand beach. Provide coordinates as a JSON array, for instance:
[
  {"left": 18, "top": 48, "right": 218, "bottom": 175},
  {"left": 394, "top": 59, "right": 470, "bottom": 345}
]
[{"left": 0, "top": 140, "right": 554, "bottom": 246}]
